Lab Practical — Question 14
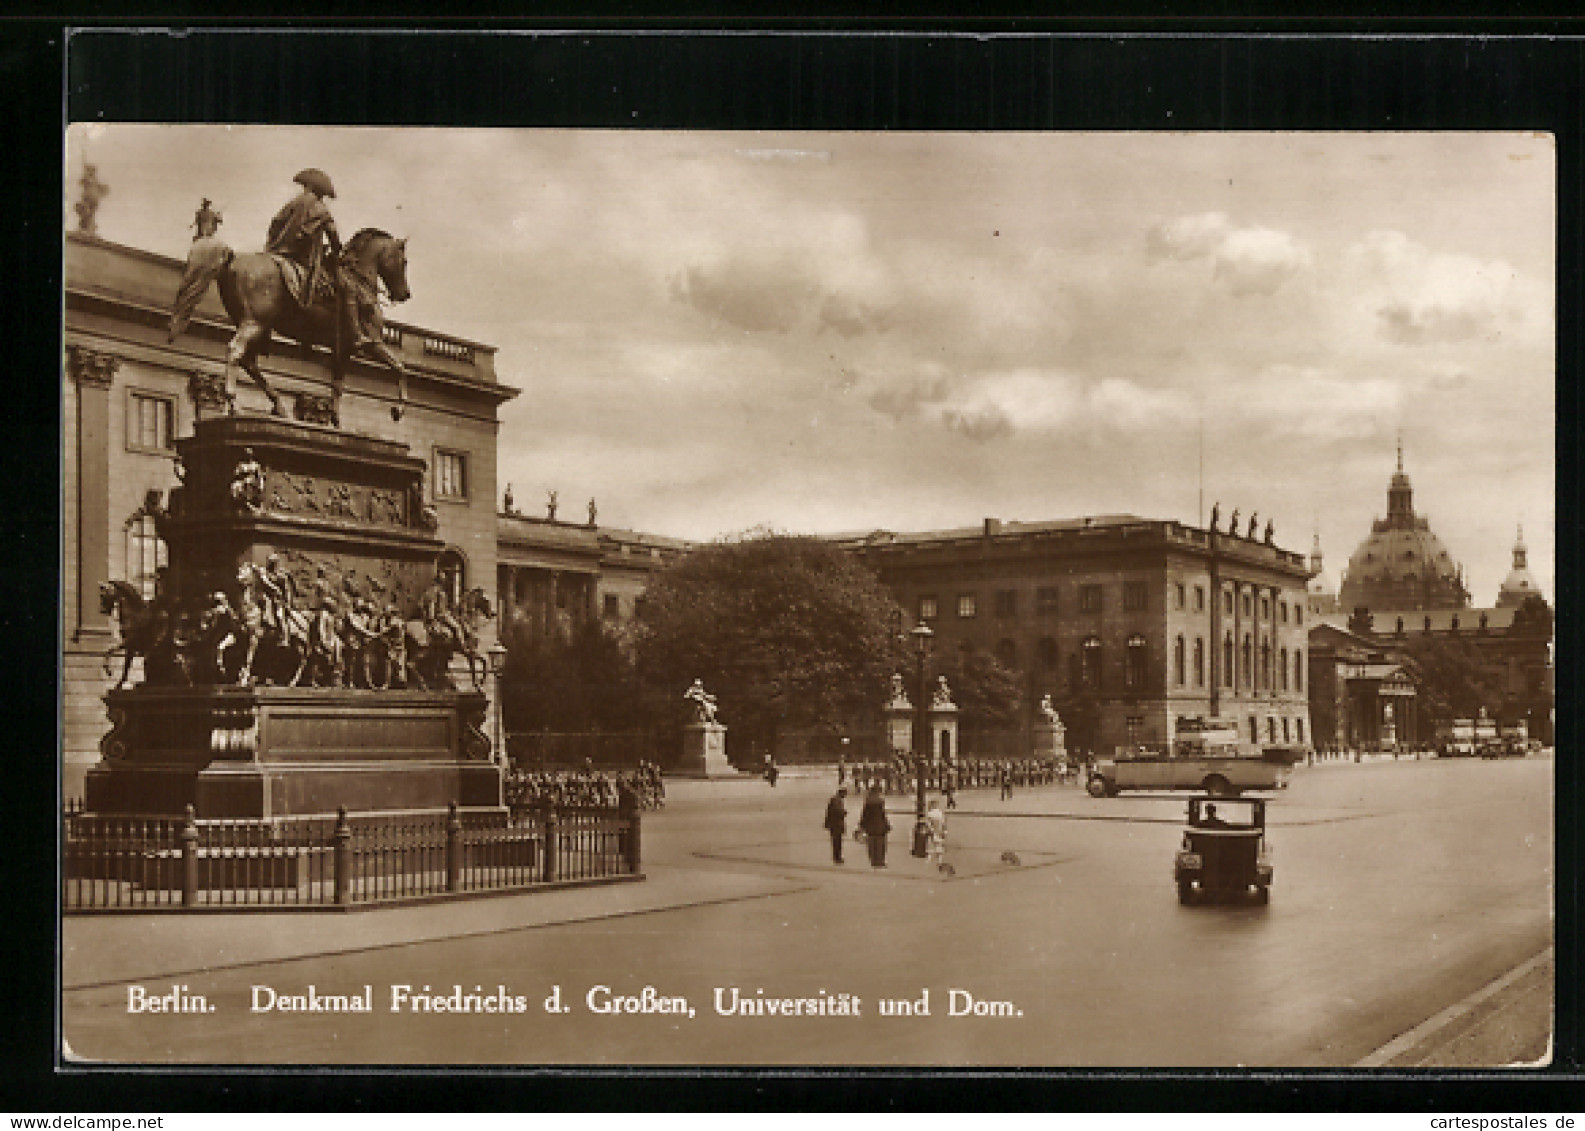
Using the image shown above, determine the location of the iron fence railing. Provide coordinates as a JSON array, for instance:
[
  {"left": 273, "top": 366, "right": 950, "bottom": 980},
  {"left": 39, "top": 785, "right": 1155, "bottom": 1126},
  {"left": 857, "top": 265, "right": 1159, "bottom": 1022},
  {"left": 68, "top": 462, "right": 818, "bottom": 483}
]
[{"left": 62, "top": 800, "right": 639, "bottom": 912}]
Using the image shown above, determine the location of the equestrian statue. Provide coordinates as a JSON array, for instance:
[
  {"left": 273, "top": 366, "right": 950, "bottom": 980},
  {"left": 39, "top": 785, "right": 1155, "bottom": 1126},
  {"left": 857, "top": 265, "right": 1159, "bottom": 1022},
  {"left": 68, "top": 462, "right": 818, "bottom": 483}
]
[{"left": 168, "top": 168, "right": 413, "bottom": 425}]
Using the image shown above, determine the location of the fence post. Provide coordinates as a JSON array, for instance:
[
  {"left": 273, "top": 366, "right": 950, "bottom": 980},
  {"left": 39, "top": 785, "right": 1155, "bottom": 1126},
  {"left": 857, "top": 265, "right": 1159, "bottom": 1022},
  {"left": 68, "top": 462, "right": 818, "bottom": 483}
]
[
  {"left": 622, "top": 796, "right": 642, "bottom": 873},
  {"left": 446, "top": 801, "right": 462, "bottom": 893},
  {"left": 333, "top": 806, "right": 352, "bottom": 905},
  {"left": 542, "top": 803, "right": 559, "bottom": 883},
  {"left": 180, "top": 804, "right": 199, "bottom": 906}
]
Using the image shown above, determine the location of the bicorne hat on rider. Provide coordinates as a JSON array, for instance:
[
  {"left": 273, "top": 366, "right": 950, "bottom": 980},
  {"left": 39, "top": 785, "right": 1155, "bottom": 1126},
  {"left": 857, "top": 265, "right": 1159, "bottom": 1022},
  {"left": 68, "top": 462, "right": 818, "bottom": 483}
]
[{"left": 292, "top": 168, "right": 336, "bottom": 198}]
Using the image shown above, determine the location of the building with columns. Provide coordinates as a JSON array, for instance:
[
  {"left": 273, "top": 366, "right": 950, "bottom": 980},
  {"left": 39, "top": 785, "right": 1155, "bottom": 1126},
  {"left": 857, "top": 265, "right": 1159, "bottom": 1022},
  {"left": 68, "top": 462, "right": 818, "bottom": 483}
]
[
  {"left": 843, "top": 515, "right": 1313, "bottom": 754},
  {"left": 63, "top": 229, "right": 517, "bottom": 796}
]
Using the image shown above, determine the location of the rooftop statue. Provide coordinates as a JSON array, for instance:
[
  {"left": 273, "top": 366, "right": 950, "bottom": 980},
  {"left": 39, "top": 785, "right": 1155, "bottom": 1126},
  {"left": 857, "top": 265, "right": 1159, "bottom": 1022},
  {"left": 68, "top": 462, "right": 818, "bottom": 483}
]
[
  {"left": 75, "top": 164, "right": 109, "bottom": 236},
  {"left": 1228, "top": 509, "right": 1240, "bottom": 537},
  {"left": 169, "top": 168, "right": 413, "bottom": 426},
  {"left": 1247, "top": 511, "right": 1259, "bottom": 540}
]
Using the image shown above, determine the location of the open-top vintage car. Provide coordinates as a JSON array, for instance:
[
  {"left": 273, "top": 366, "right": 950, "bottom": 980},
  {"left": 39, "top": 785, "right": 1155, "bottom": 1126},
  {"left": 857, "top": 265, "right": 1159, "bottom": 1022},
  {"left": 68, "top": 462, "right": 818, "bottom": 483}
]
[{"left": 1174, "top": 795, "right": 1272, "bottom": 905}]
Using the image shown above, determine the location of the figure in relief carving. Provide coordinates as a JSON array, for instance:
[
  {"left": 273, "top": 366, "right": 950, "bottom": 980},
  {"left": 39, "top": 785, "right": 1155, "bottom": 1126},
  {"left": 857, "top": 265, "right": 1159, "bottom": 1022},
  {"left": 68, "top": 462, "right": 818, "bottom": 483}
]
[{"left": 230, "top": 449, "right": 265, "bottom": 514}]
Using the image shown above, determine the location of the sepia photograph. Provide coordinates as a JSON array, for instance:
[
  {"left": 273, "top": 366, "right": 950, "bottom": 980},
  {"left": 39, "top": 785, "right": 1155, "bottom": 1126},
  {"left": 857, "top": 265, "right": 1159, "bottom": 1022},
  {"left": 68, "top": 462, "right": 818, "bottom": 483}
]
[{"left": 59, "top": 115, "right": 1554, "bottom": 1070}]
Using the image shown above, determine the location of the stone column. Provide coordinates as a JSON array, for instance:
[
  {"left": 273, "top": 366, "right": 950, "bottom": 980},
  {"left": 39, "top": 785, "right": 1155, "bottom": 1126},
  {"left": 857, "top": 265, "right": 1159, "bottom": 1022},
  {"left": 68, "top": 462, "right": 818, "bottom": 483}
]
[{"left": 68, "top": 346, "right": 119, "bottom": 639}]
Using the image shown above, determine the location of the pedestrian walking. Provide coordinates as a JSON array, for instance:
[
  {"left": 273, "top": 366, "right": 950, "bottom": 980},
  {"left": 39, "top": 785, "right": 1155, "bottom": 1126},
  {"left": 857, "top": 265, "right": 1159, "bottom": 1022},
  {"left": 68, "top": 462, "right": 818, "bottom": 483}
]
[
  {"left": 943, "top": 766, "right": 958, "bottom": 810},
  {"left": 925, "top": 796, "right": 948, "bottom": 871},
  {"left": 824, "top": 787, "right": 849, "bottom": 865},
  {"left": 859, "top": 784, "right": 891, "bottom": 868},
  {"left": 999, "top": 760, "right": 1013, "bottom": 801}
]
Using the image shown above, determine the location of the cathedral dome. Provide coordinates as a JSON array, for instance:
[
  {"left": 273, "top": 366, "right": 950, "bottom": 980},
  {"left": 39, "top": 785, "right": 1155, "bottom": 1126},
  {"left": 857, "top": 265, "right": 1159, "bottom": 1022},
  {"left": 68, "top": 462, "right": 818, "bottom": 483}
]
[
  {"left": 1337, "top": 445, "right": 1469, "bottom": 613},
  {"left": 1496, "top": 524, "right": 1543, "bottom": 609}
]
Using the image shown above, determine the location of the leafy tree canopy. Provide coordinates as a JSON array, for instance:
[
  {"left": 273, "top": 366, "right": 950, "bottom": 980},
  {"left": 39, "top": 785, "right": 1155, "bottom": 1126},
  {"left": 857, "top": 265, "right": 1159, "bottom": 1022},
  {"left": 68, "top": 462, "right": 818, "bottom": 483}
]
[{"left": 636, "top": 533, "right": 908, "bottom": 751}]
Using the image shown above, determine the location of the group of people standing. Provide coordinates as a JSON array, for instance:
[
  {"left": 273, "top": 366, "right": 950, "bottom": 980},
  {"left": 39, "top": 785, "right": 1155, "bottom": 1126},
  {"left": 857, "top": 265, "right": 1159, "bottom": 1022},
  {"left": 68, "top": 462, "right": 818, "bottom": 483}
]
[
  {"left": 822, "top": 784, "right": 950, "bottom": 871},
  {"left": 504, "top": 761, "right": 666, "bottom": 811}
]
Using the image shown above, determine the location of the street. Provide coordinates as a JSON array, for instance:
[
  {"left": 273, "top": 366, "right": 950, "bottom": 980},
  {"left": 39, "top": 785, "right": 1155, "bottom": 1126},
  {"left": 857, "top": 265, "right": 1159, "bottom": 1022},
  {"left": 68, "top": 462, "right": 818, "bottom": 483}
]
[{"left": 62, "top": 755, "right": 1553, "bottom": 1067}]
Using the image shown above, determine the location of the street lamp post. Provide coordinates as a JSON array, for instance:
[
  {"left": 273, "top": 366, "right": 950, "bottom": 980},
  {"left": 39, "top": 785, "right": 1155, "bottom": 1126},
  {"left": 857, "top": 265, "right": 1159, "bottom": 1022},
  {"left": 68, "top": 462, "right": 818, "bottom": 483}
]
[
  {"left": 911, "top": 623, "right": 933, "bottom": 858},
  {"left": 487, "top": 641, "right": 509, "bottom": 768}
]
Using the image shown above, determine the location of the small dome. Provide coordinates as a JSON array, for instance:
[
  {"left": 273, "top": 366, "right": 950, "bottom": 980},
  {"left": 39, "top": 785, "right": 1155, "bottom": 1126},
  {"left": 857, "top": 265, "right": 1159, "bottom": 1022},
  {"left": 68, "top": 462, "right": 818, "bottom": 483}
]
[{"left": 1496, "top": 524, "right": 1543, "bottom": 609}]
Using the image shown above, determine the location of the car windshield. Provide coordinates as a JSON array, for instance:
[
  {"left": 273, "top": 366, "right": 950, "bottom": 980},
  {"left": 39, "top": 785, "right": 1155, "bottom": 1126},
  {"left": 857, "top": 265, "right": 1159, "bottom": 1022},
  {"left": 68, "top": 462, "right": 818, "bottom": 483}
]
[{"left": 1191, "top": 798, "right": 1260, "bottom": 828}]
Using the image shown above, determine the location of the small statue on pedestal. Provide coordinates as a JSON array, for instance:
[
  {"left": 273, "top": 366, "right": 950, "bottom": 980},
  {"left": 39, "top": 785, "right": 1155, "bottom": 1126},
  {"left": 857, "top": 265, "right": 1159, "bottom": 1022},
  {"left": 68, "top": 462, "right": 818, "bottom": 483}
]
[
  {"left": 932, "top": 675, "right": 954, "bottom": 709},
  {"left": 684, "top": 679, "right": 719, "bottom": 725}
]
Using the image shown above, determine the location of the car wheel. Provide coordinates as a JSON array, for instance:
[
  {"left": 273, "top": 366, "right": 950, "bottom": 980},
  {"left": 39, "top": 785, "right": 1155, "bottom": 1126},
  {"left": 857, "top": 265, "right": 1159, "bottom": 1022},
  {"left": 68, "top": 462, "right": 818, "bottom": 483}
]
[
  {"left": 1203, "top": 774, "right": 1233, "bottom": 797},
  {"left": 1087, "top": 776, "right": 1109, "bottom": 798},
  {"left": 1177, "top": 881, "right": 1194, "bottom": 905}
]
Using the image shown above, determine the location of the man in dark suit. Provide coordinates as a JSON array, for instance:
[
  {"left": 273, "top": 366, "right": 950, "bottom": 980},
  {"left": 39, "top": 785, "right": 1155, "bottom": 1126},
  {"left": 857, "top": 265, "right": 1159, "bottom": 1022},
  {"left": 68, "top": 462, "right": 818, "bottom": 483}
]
[
  {"left": 859, "top": 785, "right": 891, "bottom": 868},
  {"left": 823, "top": 787, "right": 848, "bottom": 864}
]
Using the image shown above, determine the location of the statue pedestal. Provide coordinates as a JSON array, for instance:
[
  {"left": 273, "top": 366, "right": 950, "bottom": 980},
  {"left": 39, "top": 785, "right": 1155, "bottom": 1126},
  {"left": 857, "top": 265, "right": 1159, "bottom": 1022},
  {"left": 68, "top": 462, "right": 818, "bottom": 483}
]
[
  {"left": 884, "top": 703, "right": 914, "bottom": 756},
  {"left": 86, "top": 685, "right": 502, "bottom": 818},
  {"left": 676, "top": 722, "right": 733, "bottom": 777},
  {"left": 1035, "top": 719, "right": 1068, "bottom": 762}
]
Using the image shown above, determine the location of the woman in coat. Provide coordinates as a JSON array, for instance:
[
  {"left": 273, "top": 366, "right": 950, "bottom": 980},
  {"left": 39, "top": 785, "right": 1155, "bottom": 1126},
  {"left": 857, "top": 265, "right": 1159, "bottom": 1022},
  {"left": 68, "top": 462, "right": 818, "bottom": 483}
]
[{"left": 859, "top": 784, "right": 891, "bottom": 868}]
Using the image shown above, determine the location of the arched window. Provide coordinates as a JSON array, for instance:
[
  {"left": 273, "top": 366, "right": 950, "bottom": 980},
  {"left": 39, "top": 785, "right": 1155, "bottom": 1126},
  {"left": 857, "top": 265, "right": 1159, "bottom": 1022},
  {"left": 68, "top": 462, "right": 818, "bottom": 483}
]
[
  {"left": 436, "top": 548, "right": 466, "bottom": 607},
  {"left": 995, "top": 638, "right": 1017, "bottom": 668},
  {"left": 1173, "top": 635, "right": 1186, "bottom": 686},
  {"left": 1241, "top": 634, "right": 1253, "bottom": 688},
  {"left": 1193, "top": 637, "right": 1205, "bottom": 687},
  {"left": 1280, "top": 647, "right": 1289, "bottom": 691},
  {"left": 1125, "top": 634, "right": 1148, "bottom": 690},
  {"left": 1037, "top": 637, "right": 1058, "bottom": 671},
  {"left": 1082, "top": 636, "right": 1102, "bottom": 689},
  {"left": 124, "top": 512, "right": 167, "bottom": 601},
  {"left": 1223, "top": 633, "right": 1235, "bottom": 688}
]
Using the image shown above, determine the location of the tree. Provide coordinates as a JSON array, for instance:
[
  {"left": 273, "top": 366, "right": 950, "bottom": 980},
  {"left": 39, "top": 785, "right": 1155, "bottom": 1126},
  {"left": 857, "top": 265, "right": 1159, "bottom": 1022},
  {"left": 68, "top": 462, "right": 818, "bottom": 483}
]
[
  {"left": 941, "top": 647, "right": 1023, "bottom": 729},
  {"left": 1509, "top": 594, "right": 1553, "bottom": 637},
  {"left": 635, "top": 533, "right": 907, "bottom": 758},
  {"left": 1396, "top": 634, "right": 1507, "bottom": 736},
  {"left": 501, "top": 618, "right": 644, "bottom": 735}
]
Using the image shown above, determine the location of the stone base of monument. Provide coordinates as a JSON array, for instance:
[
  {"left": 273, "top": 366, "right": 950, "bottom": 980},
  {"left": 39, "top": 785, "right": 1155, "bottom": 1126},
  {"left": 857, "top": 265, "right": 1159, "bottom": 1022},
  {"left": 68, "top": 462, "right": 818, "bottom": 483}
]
[
  {"left": 85, "top": 685, "right": 503, "bottom": 819},
  {"left": 674, "top": 722, "right": 735, "bottom": 778}
]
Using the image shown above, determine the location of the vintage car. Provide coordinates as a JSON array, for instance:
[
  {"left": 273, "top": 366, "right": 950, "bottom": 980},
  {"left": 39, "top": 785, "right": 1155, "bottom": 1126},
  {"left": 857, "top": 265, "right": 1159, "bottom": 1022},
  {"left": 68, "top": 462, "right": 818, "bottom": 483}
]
[
  {"left": 1173, "top": 796, "right": 1272, "bottom": 905},
  {"left": 1086, "top": 744, "right": 1290, "bottom": 797}
]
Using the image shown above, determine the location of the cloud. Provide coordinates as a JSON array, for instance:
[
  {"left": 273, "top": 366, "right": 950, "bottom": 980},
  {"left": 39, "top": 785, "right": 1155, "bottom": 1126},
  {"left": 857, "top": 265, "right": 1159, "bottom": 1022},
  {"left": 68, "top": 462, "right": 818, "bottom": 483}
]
[
  {"left": 1147, "top": 212, "right": 1310, "bottom": 297},
  {"left": 893, "top": 369, "right": 1193, "bottom": 442},
  {"left": 1146, "top": 212, "right": 1233, "bottom": 260},
  {"left": 1347, "top": 230, "right": 1536, "bottom": 346},
  {"left": 670, "top": 260, "right": 819, "bottom": 333},
  {"left": 1212, "top": 228, "right": 1312, "bottom": 296}
]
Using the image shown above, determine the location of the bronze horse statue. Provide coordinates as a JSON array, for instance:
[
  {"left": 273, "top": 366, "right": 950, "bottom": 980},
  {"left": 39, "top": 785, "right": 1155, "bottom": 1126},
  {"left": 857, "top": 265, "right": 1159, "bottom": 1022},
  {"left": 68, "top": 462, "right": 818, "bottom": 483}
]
[
  {"left": 100, "top": 580, "right": 189, "bottom": 689},
  {"left": 169, "top": 227, "right": 413, "bottom": 424},
  {"left": 405, "top": 587, "right": 495, "bottom": 691}
]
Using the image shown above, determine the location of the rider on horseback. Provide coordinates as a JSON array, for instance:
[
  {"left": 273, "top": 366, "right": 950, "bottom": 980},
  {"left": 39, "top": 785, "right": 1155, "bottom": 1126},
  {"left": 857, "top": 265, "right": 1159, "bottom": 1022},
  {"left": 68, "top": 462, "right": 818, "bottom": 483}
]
[
  {"left": 420, "top": 568, "right": 467, "bottom": 650},
  {"left": 267, "top": 168, "right": 343, "bottom": 308},
  {"left": 256, "top": 553, "right": 299, "bottom": 640}
]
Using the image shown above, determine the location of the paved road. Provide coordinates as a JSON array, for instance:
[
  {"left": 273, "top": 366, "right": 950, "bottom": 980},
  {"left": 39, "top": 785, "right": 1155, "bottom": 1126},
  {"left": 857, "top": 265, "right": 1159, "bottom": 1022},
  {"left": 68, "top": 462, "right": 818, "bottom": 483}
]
[{"left": 62, "top": 756, "right": 1552, "bottom": 1067}]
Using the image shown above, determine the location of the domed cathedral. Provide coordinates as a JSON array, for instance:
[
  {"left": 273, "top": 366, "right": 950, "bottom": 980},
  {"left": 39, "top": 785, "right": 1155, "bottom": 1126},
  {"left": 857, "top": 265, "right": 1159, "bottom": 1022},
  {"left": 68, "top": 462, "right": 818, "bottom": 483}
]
[
  {"left": 1496, "top": 524, "right": 1545, "bottom": 609},
  {"left": 1337, "top": 441, "right": 1470, "bottom": 614}
]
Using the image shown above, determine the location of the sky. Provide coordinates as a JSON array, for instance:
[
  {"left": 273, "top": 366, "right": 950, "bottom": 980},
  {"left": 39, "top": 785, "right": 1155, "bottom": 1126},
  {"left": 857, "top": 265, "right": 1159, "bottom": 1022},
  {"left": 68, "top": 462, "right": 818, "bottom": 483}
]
[{"left": 65, "top": 126, "right": 1555, "bottom": 606}]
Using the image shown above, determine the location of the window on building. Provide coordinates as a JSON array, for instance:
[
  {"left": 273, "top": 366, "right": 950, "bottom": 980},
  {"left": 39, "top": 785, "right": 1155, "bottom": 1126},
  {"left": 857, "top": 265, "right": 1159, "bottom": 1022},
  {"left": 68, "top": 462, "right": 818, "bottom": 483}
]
[
  {"left": 919, "top": 596, "right": 938, "bottom": 622},
  {"left": 1295, "top": 605, "right": 1303, "bottom": 626},
  {"left": 1224, "top": 590, "right": 1234, "bottom": 615},
  {"left": 995, "top": 589, "right": 1017, "bottom": 617},
  {"left": 1295, "top": 650, "right": 1304, "bottom": 692},
  {"left": 1036, "top": 586, "right": 1059, "bottom": 615},
  {"left": 1268, "top": 717, "right": 1278, "bottom": 743},
  {"left": 1175, "top": 583, "right": 1186, "bottom": 610},
  {"left": 1249, "top": 717, "right": 1259, "bottom": 743},
  {"left": 1241, "top": 634, "right": 1253, "bottom": 688},
  {"left": 1396, "top": 616, "right": 1405, "bottom": 635},
  {"left": 1280, "top": 601, "right": 1289, "bottom": 624},
  {"left": 125, "top": 513, "right": 167, "bottom": 601},
  {"left": 1037, "top": 637, "right": 1058, "bottom": 671},
  {"left": 1296, "top": 717, "right": 1305, "bottom": 743},
  {"left": 603, "top": 593, "right": 620, "bottom": 619},
  {"left": 995, "top": 639, "right": 1017, "bottom": 667},
  {"left": 1283, "top": 717, "right": 1291, "bottom": 743},
  {"left": 1125, "top": 634, "right": 1148, "bottom": 690},
  {"left": 1260, "top": 639, "right": 1271, "bottom": 689},
  {"left": 1195, "top": 586, "right": 1206, "bottom": 612},
  {"left": 1126, "top": 716, "right": 1145, "bottom": 745},
  {"left": 127, "top": 390, "right": 175, "bottom": 453},
  {"left": 434, "top": 448, "right": 469, "bottom": 501},
  {"left": 957, "top": 593, "right": 978, "bottom": 619},
  {"left": 1174, "top": 634, "right": 1186, "bottom": 686},
  {"left": 435, "top": 549, "right": 465, "bottom": 607},
  {"left": 1082, "top": 636, "right": 1102, "bottom": 688},
  {"left": 1124, "top": 581, "right": 1148, "bottom": 611},
  {"left": 1223, "top": 633, "right": 1234, "bottom": 688},
  {"left": 1080, "top": 584, "right": 1102, "bottom": 614},
  {"left": 1194, "top": 637, "right": 1205, "bottom": 687},
  {"left": 1261, "top": 596, "right": 1271, "bottom": 620},
  {"left": 1242, "top": 593, "right": 1253, "bottom": 618},
  {"left": 1280, "top": 646, "right": 1289, "bottom": 691}
]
